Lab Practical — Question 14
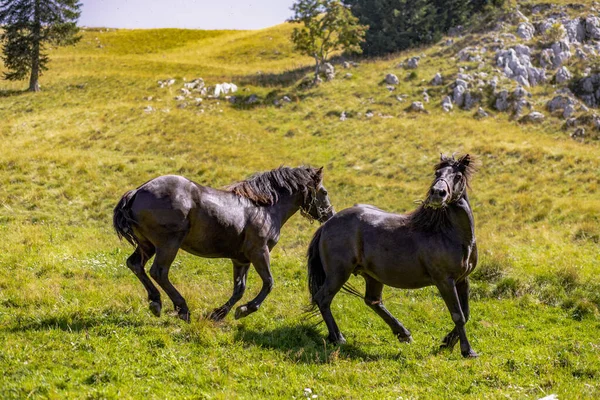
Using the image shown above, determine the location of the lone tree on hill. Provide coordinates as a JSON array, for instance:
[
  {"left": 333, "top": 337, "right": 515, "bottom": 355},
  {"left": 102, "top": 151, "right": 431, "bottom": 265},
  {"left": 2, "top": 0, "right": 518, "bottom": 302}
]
[
  {"left": 0, "top": 0, "right": 81, "bottom": 92},
  {"left": 289, "top": 0, "right": 367, "bottom": 85}
]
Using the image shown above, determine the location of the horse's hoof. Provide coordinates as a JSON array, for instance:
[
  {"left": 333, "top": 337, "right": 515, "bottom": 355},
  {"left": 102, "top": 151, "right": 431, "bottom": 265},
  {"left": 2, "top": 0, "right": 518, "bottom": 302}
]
[
  {"left": 178, "top": 311, "right": 191, "bottom": 323},
  {"left": 234, "top": 305, "right": 248, "bottom": 320},
  {"left": 398, "top": 335, "right": 413, "bottom": 344},
  {"left": 209, "top": 307, "right": 228, "bottom": 321},
  {"left": 328, "top": 334, "right": 346, "bottom": 345},
  {"left": 461, "top": 349, "right": 479, "bottom": 358},
  {"left": 149, "top": 301, "right": 162, "bottom": 317}
]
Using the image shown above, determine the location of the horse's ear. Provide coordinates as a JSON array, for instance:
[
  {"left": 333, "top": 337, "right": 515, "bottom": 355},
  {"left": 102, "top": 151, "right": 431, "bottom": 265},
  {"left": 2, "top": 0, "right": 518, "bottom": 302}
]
[
  {"left": 458, "top": 154, "right": 471, "bottom": 172},
  {"left": 314, "top": 167, "right": 324, "bottom": 183}
]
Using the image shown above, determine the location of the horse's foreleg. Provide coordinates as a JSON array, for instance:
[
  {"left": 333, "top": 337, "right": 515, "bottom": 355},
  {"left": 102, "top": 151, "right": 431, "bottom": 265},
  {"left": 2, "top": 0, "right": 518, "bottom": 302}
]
[
  {"left": 150, "top": 242, "right": 190, "bottom": 322},
  {"left": 235, "top": 248, "right": 272, "bottom": 319},
  {"left": 210, "top": 260, "right": 250, "bottom": 321},
  {"left": 126, "top": 244, "right": 162, "bottom": 317},
  {"left": 363, "top": 275, "right": 412, "bottom": 343},
  {"left": 440, "top": 278, "right": 470, "bottom": 351},
  {"left": 436, "top": 277, "right": 477, "bottom": 358}
]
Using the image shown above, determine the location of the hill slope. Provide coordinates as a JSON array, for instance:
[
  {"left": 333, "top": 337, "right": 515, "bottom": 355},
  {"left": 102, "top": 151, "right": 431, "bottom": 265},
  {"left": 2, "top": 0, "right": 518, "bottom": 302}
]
[{"left": 0, "top": 3, "right": 599, "bottom": 399}]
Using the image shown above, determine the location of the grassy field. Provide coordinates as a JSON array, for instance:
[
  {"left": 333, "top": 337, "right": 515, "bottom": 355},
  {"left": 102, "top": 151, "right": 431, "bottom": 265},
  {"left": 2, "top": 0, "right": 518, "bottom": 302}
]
[{"left": 1, "top": 5, "right": 599, "bottom": 399}]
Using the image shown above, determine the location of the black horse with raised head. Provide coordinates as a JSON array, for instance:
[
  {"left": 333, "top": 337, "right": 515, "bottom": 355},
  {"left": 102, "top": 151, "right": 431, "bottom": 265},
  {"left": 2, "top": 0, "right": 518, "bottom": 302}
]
[
  {"left": 113, "top": 166, "right": 334, "bottom": 322},
  {"left": 307, "top": 154, "right": 479, "bottom": 358}
]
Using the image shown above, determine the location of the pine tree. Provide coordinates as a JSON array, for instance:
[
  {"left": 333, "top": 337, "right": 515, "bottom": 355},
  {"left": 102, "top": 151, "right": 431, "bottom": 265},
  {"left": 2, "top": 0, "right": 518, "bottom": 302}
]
[{"left": 0, "top": 0, "right": 81, "bottom": 92}]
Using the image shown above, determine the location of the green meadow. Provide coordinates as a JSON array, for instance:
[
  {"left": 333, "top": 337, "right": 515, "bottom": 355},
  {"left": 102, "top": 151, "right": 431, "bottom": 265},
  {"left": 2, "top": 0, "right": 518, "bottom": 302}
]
[{"left": 0, "top": 8, "right": 599, "bottom": 399}]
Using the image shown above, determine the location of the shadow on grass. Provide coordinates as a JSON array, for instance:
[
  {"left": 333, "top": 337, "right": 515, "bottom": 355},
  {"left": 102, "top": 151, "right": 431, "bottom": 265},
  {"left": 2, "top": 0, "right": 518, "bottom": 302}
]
[
  {"left": 5, "top": 310, "right": 146, "bottom": 333},
  {"left": 0, "top": 89, "right": 25, "bottom": 98},
  {"left": 234, "top": 322, "right": 405, "bottom": 364}
]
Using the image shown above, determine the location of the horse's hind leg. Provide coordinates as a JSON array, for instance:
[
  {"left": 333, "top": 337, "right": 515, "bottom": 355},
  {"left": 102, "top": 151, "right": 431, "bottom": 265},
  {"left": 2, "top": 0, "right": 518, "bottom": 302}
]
[
  {"left": 314, "top": 268, "right": 351, "bottom": 345},
  {"left": 363, "top": 275, "right": 412, "bottom": 343},
  {"left": 440, "top": 278, "right": 470, "bottom": 351},
  {"left": 150, "top": 241, "right": 190, "bottom": 322},
  {"left": 126, "top": 243, "right": 162, "bottom": 317},
  {"left": 210, "top": 260, "right": 250, "bottom": 321},
  {"left": 436, "top": 277, "right": 477, "bottom": 358},
  {"left": 235, "top": 247, "right": 272, "bottom": 319}
]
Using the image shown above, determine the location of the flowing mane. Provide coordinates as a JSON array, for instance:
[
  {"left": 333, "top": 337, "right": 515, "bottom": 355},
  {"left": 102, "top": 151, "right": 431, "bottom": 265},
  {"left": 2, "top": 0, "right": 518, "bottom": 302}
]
[{"left": 226, "top": 166, "right": 320, "bottom": 206}]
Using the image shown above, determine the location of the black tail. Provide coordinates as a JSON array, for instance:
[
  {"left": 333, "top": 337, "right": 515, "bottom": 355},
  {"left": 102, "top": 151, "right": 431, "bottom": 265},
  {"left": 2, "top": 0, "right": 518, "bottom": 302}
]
[
  {"left": 307, "top": 226, "right": 326, "bottom": 312},
  {"left": 113, "top": 190, "right": 139, "bottom": 248}
]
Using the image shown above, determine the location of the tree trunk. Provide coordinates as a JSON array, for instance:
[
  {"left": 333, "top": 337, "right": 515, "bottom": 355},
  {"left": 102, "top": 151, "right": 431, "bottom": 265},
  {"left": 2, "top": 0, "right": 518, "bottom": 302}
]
[
  {"left": 28, "top": 0, "right": 41, "bottom": 92},
  {"left": 313, "top": 56, "right": 321, "bottom": 85}
]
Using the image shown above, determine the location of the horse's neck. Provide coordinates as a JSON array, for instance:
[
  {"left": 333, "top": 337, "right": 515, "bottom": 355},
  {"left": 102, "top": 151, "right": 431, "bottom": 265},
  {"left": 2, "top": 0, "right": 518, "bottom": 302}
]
[
  {"left": 268, "top": 192, "right": 302, "bottom": 228},
  {"left": 449, "top": 193, "right": 475, "bottom": 244}
]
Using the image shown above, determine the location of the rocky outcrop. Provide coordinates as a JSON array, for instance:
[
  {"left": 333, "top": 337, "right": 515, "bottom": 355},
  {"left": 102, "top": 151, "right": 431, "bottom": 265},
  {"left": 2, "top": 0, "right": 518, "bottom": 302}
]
[
  {"left": 573, "top": 74, "right": 600, "bottom": 107},
  {"left": 410, "top": 101, "right": 426, "bottom": 113},
  {"left": 431, "top": 73, "right": 443, "bottom": 86},
  {"left": 520, "top": 112, "right": 545, "bottom": 123},
  {"left": 547, "top": 94, "right": 579, "bottom": 119},
  {"left": 442, "top": 96, "right": 453, "bottom": 112},
  {"left": 496, "top": 46, "right": 546, "bottom": 87},
  {"left": 406, "top": 57, "right": 420, "bottom": 69}
]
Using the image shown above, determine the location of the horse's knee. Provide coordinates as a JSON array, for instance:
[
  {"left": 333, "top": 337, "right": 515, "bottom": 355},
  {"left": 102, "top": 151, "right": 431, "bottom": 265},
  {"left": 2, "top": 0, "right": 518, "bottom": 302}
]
[
  {"left": 451, "top": 312, "right": 466, "bottom": 326},
  {"left": 263, "top": 277, "right": 274, "bottom": 293}
]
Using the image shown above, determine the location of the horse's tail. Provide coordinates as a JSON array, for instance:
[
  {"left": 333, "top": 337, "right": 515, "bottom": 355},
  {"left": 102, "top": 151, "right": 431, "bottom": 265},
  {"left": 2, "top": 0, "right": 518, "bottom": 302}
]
[
  {"left": 307, "top": 226, "right": 326, "bottom": 312},
  {"left": 113, "top": 190, "right": 139, "bottom": 248}
]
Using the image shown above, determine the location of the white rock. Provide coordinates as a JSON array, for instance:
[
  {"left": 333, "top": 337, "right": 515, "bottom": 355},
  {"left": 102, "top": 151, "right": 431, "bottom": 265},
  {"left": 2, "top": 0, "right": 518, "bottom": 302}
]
[
  {"left": 555, "top": 67, "right": 572, "bottom": 84},
  {"left": 385, "top": 74, "right": 400, "bottom": 85},
  {"left": 431, "top": 73, "right": 443, "bottom": 86},
  {"left": 516, "top": 23, "right": 535, "bottom": 40},
  {"left": 521, "top": 111, "right": 545, "bottom": 123},
  {"left": 410, "top": 101, "right": 426, "bottom": 112},
  {"left": 442, "top": 96, "right": 453, "bottom": 112},
  {"left": 406, "top": 57, "right": 420, "bottom": 69}
]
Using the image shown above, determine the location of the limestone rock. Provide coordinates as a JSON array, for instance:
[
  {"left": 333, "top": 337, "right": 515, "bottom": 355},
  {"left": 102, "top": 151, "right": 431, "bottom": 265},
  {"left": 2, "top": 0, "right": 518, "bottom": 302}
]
[
  {"left": 324, "top": 63, "right": 335, "bottom": 81},
  {"left": 406, "top": 57, "right": 420, "bottom": 69},
  {"left": 385, "top": 74, "right": 400, "bottom": 85},
  {"left": 555, "top": 67, "right": 572, "bottom": 84},
  {"left": 516, "top": 22, "right": 535, "bottom": 40},
  {"left": 409, "top": 101, "right": 426, "bottom": 113},
  {"left": 431, "top": 73, "right": 443, "bottom": 86},
  {"left": 442, "top": 96, "right": 453, "bottom": 112},
  {"left": 520, "top": 112, "right": 545, "bottom": 123}
]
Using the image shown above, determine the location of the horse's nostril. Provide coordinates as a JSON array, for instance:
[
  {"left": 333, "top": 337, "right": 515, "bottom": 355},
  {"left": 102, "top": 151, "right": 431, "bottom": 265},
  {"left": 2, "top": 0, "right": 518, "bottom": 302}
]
[{"left": 439, "top": 189, "right": 447, "bottom": 197}]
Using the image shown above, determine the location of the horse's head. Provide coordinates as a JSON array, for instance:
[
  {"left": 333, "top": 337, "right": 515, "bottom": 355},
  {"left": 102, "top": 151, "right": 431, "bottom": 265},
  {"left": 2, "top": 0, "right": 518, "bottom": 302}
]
[
  {"left": 301, "top": 167, "right": 335, "bottom": 223},
  {"left": 425, "top": 154, "right": 474, "bottom": 209}
]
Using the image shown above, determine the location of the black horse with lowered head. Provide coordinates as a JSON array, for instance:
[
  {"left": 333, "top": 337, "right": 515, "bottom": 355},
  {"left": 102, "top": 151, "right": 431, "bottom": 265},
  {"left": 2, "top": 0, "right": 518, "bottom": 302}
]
[
  {"left": 307, "top": 154, "right": 479, "bottom": 358},
  {"left": 113, "top": 166, "right": 334, "bottom": 322}
]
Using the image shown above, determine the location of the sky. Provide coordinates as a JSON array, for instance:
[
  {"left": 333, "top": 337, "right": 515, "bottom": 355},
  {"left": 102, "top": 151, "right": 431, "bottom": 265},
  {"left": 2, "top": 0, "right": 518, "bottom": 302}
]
[{"left": 79, "top": 0, "right": 297, "bottom": 30}]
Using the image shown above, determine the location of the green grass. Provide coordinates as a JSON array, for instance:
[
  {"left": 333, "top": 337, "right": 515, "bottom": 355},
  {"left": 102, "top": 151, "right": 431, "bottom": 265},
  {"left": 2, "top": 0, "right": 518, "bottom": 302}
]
[{"left": 1, "top": 6, "right": 600, "bottom": 398}]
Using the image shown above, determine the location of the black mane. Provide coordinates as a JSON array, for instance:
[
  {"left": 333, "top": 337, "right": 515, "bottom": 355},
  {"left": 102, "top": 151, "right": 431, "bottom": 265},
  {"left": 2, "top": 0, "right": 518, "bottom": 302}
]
[{"left": 226, "top": 166, "right": 319, "bottom": 206}]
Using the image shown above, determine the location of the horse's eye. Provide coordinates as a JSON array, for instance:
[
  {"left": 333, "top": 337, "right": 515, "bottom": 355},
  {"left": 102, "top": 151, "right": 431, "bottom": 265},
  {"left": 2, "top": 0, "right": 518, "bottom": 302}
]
[
  {"left": 454, "top": 174, "right": 462, "bottom": 182},
  {"left": 322, "top": 190, "right": 328, "bottom": 196}
]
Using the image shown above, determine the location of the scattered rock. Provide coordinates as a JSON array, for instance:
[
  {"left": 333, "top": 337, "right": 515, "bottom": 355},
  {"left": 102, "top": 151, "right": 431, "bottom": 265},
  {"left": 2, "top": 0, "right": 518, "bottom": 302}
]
[
  {"left": 431, "top": 73, "right": 443, "bottom": 86},
  {"left": 386, "top": 85, "right": 396, "bottom": 92},
  {"left": 442, "top": 96, "right": 453, "bottom": 112},
  {"left": 476, "top": 107, "right": 489, "bottom": 118},
  {"left": 340, "top": 111, "right": 347, "bottom": 121},
  {"left": 180, "top": 88, "right": 191, "bottom": 96},
  {"left": 516, "top": 22, "right": 535, "bottom": 40},
  {"left": 282, "top": 96, "right": 292, "bottom": 103},
  {"left": 409, "top": 101, "right": 426, "bottom": 113},
  {"left": 571, "top": 127, "right": 586, "bottom": 139},
  {"left": 520, "top": 112, "right": 545, "bottom": 123},
  {"left": 324, "top": 63, "right": 335, "bottom": 81},
  {"left": 143, "top": 96, "right": 153, "bottom": 101},
  {"left": 174, "top": 95, "right": 185, "bottom": 101},
  {"left": 345, "top": 73, "right": 353, "bottom": 79},
  {"left": 143, "top": 106, "right": 154, "bottom": 113},
  {"left": 406, "top": 57, "right": 420, "bottom": 69},
  {"left": 214, "top": 83, "right": 238, "bottom": 97},
  {"left": 365, "top": 111, "right": 374, "bottom": 118},
  {"left": 573, "top": 74, "right": 600, "bottom": 107},
  {"left": 385, "top": 74, "right": 400, "bottom": 85},
  {"left": 246, "top": 94, "right": 259, "bottom": 104},
  {"left": 555, "top": 66, "right": 572, "bottom": 84}
]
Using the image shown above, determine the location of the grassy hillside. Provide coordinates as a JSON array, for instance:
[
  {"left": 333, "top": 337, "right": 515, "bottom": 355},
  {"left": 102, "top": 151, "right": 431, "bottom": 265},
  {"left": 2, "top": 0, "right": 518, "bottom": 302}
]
[{"left": 1, "top": 4, "right": 599, "bottom": 399}]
